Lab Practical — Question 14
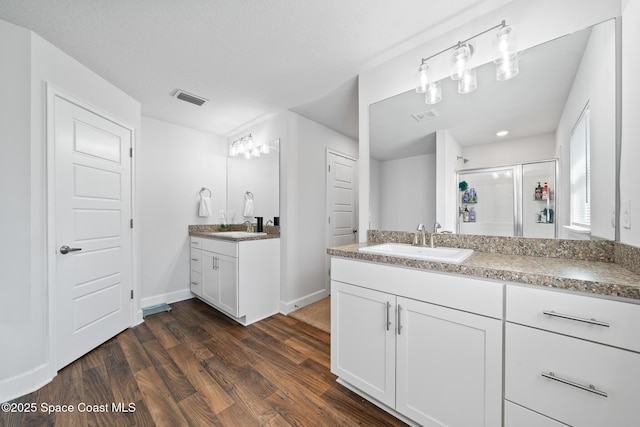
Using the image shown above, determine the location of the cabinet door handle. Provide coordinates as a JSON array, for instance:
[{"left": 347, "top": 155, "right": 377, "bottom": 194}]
[
  {"left": 397, "top": 304, "right": 403, "bottom": 335},
  {"left": 191, "top": 258, "right": 198, "bottom": 261},
  {"left": 542, "top": 310, "right": 610, "bottom": 327},
  {"left": 191, "top": 281, "right": 199, "bottom": 286},
  {"left": 541, "top": 371, "right": 608, "bottom": 397},
  {"left": 215, "top": 257, "right": 219, "bottom": 270},
  {"left": 386, "top": 302, "right": 391, "bottom": 331}
]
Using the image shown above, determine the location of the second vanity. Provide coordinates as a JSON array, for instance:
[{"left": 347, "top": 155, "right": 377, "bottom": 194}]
[
  {"left": 328, "top": 232, "right": 640, "bottom": 427},
  {"left": 189, "top": 227, "right": 280, "bottom": 326}
]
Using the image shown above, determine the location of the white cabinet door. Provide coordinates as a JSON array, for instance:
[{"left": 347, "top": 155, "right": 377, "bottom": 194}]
[
  {"left": 217, "top": 254, "right": 238, "bottom": 317},
  {"left": 201, "top": 251, "right": 219, "bottom": 306},
  {"left": 331, "top": 281, "right": 396, "bottom": 407},
  {"left": 396, "top": 297, "right": 503, "bottom": 427}
]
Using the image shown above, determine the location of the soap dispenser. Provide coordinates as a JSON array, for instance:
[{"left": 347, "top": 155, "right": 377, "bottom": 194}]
[{"left": 463, "top": 206, "right": 470, "bottom": 222}]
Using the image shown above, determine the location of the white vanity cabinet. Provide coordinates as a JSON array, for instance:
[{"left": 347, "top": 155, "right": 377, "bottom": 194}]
[
  {"left": 331, "top": 258, "right": 503, "bottom": 427},
  {"left": 504, "top": 285, "right": 640, "bottom": 427},
  {"left": 193, "top": 236, "right": 280, "bottom": 326}
]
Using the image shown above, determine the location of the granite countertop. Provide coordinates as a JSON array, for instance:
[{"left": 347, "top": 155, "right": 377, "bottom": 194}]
[
  {"left": 189, "top": 224, "right": 280, "bottom": 241},
  {"left": 328, "top": 242, "right": 640, "bottom": 301},
  {"left": 190, "top": 230, "right": 279, "bottom": 241}
]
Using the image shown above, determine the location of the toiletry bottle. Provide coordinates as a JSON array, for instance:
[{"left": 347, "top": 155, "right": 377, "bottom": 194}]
[
  {"left": 463, "top": 190, "right": 469, "bottom": 203},
  {"left": 535, "top": 182, "right": 542, "bottom": 200},
  {"left": 463, "top": 206, "right": 470, "bottom": 222},
  {"left": 469, "top": 188, "right": 476, "bottom": 202},
  {"left": 469, "top": 207, "right": 476, "bottom": 222},
  {"left": 542, "top": 182, "right": 549, "bottom": 200}
]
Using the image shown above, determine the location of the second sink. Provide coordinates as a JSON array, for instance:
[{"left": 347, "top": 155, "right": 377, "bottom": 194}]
[{"left": 358, "top": 243, "right": 474, "bottom": 264}]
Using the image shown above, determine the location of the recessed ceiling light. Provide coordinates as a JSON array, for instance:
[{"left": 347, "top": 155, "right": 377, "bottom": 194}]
[{"left": 496, "top": 130, "right": 509, "bottom": 137}]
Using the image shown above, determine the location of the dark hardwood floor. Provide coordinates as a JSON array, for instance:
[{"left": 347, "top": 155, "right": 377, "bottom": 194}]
[{"left": 1, "top": 298, "right": 407, "bottom": 426}]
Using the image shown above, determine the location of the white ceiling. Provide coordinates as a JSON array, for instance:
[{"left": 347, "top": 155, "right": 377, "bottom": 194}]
[
  {"left": 0, "top": 0, "right": 503, "bottom": 138},
  {"left": 369, "top": 26, "right": 591, "bottom": 160}
]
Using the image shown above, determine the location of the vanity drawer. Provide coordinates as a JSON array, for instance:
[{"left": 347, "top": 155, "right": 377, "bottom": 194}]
[
  {"left": 190, "top": 252, "right": 202, "bottom": 273},
  {"left": 190, "top": 237, "right": 202, "bottom": 248},
  {"left": 506, "top": 284, "right": 640, "bottom": 352},
  {"left": 505, "top": 323, "right": 640, "bottom": 427},
  {"left": 190, "top": 271, "right": 201, "bottom": 287},
  {"left": 202, "top": 238, "right": 238, "bottom": 258},
  {"left": 504, "top": 400, "right": 564, "bottom": 427}
]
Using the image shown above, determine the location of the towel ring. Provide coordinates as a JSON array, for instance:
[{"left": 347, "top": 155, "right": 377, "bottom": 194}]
[
  {"left": 245, "top": 191, "right": 254, "bottom": 200},
  {"left": 200, "top": 187, "right": 212, "bottom": 197}
]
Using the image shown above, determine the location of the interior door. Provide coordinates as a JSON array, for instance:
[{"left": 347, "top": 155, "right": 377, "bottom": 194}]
[
  {"left": 326, "top": 151, "right": 358, "bottom": 285},
  {"left": 53, "top": 94, "right": 133, "bottom": 369}
]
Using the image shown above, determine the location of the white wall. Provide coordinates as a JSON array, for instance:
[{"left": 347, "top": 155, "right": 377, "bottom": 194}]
[
  {"left": 556, "top": 20, "right": 616, "bottom": 240},
  {"left": 461, "top": 133, "right": 556, "bottom": 170},
  {"left": 620, "top": 0, "right": 640, "bottom": 246},
  {"left": 0, "top": 19, "right": 34, "bottom": 400},
  {"left": 358, "top": 0, "right": 621, "bottom": 239},
  {"left": 436, "top": 130, "right": 462, "bottom": 232},
  {"left": 283, "top": 113, "right": 358, "bottom": 311},
  {"left": 0, "top": 18, "right": 141, "bottom": 403},
  {"left": 377, "top": 154, "right": 436, "bottom": 232},
  {"left": 139, "top": 117, "right": 226, "bottom": 306}
]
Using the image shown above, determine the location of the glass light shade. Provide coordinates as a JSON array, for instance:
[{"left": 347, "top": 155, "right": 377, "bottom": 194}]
[
  {"left": 424, "top": 81, "right": 442, "bottom": 105},
  {"left": 496, "top": 57, "right": 519, "bottom": 81},
  {"left": 458, "top": 68, "right": 477, "bottom": 94},
  {"left": 451, "top": 44, "right": 471, "bottom": 81},
  {"left": 244, "top": 136, "right": 253, "bottom": 151},
  {"left": 260, "top": 144, "right": 270, "bottom": 154},
  {"left": 243, "top": 150, "right": 251, "bottom": 159},
  {"left": 251, "top": 147, "right": 260, "bottom": 157},
  {"left": 237, "top": 142, "right": 246, "bottom": 154},
  {"left": 416, "top": 63, "right": 430, "bottom": 93},
  {"left": 494, "top": 25, "right": 517, "bottom": 63},
  {"left": 229, "top": 145, "right": 237, "bottom": 157}
]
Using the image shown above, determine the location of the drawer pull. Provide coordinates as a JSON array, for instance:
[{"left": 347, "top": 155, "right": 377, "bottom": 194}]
[
  {"left": 191, "top": 258, "right": 199, "bottom": 261},
  {"left": 191, "top": 281, "right": 199, "bottom": 286},
  {"left": 542, "top": 310, "right": 610, "bottom": 327},
  {"left": 541, "top": 371, "right": 608, "bottom": 398}
]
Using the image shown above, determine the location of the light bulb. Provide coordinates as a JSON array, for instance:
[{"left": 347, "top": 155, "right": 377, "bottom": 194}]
[
  {"left": 496, "top": 57, "right": 519, "bottom": 81},
  {"left": 424, "top": 81, "right": 442, "bottom": 105},
  {"left": 416, "top": 63, "right": 430, "bottom": 93},
  {"left": 229, "top": 145, "right": 237, "bottom": 157},
  {"left": 458, "top": 68, "right": 477, "bottom": 94},
  {"left": 260, "top": 144, "right": 269, "bottom": 154},
  {"left": 451, "top": 44, "right": 471, "bottom": 81}
]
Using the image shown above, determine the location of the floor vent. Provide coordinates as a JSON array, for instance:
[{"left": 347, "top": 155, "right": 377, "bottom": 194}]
[
  {"left": 142, "top": 303, "right": 172, "bottom": 318},
  {"left": 411, "top": 109, "right": 439, "bottom": 122},
  {"left": 173, "top": 89, "right": 208, "bottom": 106}
]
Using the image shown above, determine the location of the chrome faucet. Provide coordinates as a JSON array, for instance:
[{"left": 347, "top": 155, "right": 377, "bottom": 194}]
[
  {"left": 430, "top": 222, "right": 442, "bottom": 248},
  {"left": 416, "top": 223, "right": 427, "bottom": 246},
  {"left": 244, "top": 220, "right": 254, "bottom": 232},
  {"left": 266, "top": 220, "right": 274, "bottom": 226}
]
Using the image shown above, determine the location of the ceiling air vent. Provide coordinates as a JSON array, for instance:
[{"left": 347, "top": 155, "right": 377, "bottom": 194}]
[
  {"left": 411, "top": 109, "right": 439, "bottom": 122},
  {"left": 172, "top": 89, "right": 208, "bottom": 106}
]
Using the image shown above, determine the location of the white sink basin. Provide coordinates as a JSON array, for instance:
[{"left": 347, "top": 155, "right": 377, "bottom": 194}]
[
  {"left": 358, "top": 243, "right": 474, "bottom": 264},
  {"left": 207, "top": 231, "right": 267, "bottom": 238}
]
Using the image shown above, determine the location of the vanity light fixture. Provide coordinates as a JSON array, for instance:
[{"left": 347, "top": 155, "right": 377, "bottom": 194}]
[
  {"left": 415, "top": 20, "right": 517, "bottom": 102},
  {"left": 229, "top": 134, "right": 271, "bottom": 159}
]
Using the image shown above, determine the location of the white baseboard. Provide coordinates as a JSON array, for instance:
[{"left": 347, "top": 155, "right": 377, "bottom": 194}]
[
  {"left": 280, "top": 288, "right": 330, "bottom": 315},
  {"left": 0, "top": 363, "right": 53, "bottom": 404},
  {"left": 140, "top": 288, "right": 194, "bottom": 309}
]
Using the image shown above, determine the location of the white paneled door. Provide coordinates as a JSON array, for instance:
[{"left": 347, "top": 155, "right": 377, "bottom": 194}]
[
  {"left": 326, "top": 151, "right": 357, "bottom": 286},
  {"left": 327, "top": 151, "right": 358, "bottom": 246},
  {"left": 52, "top": 93, "right": 133, "bottom": 369}
]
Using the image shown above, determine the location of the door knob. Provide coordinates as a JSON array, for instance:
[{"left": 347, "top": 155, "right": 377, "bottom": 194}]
[{"left": 60, "top": 245, "right": 82, "bottom": 254}]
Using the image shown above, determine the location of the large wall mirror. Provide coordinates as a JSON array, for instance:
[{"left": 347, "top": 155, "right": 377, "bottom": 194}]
[
  {"left": 369, "top": 19, "right": 618, "bottom": 240},
  {"left": 226, "top": 138, "right": 280, "bottom": 225}
]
